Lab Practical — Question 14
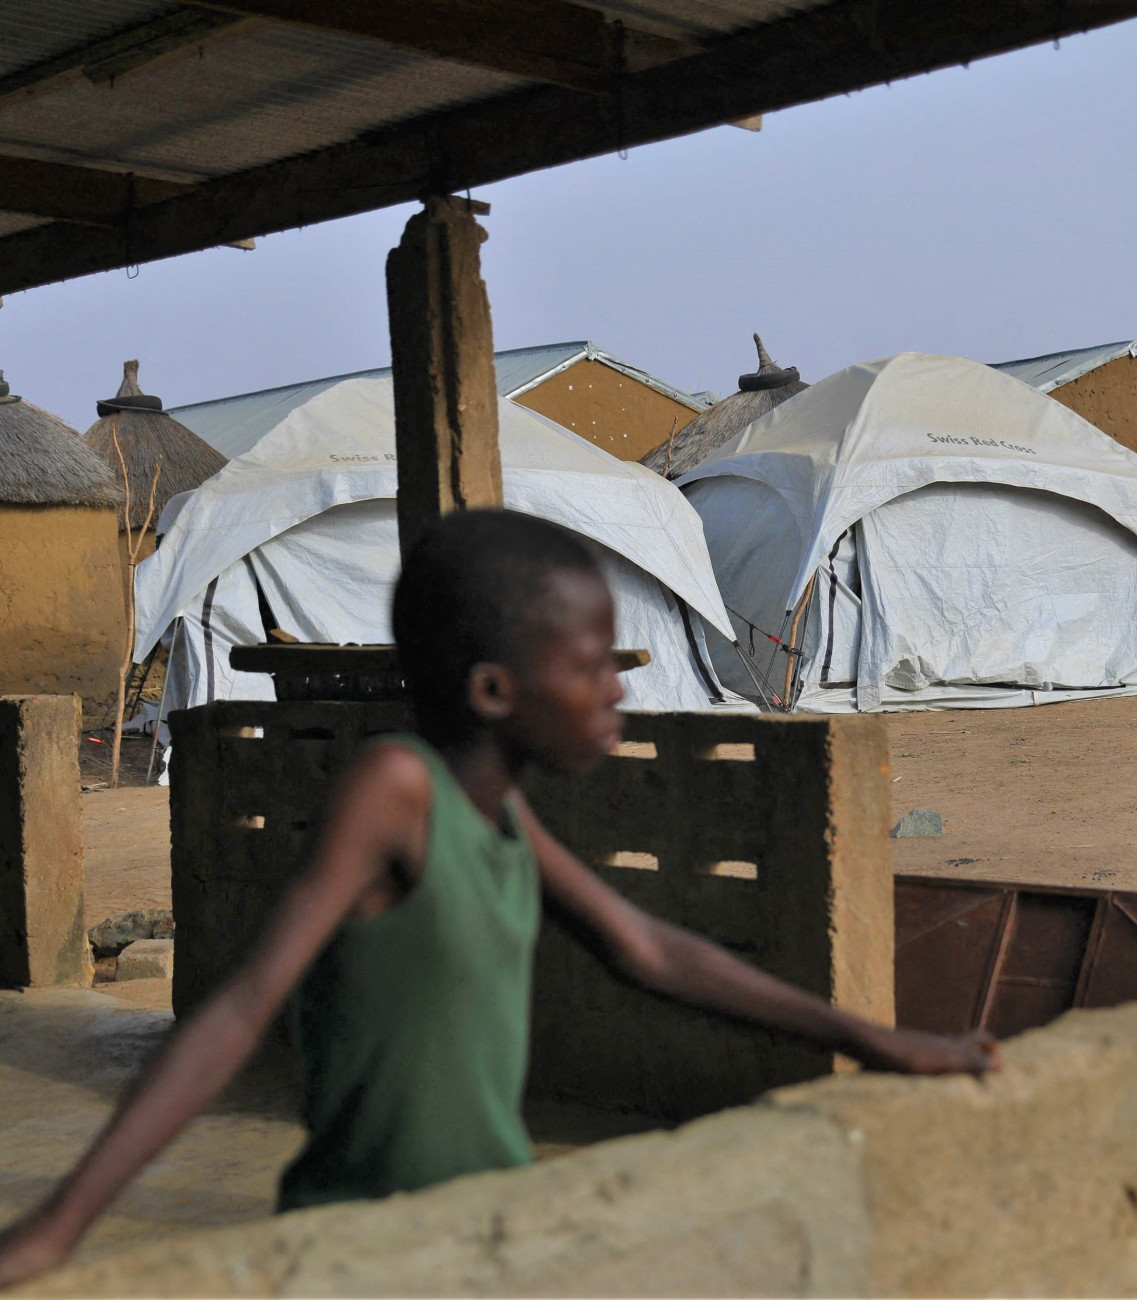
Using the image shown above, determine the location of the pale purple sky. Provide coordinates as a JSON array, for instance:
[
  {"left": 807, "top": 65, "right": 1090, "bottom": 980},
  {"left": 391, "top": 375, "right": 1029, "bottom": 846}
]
[{"left": 3, "top": 17, "right": 1136, "bottom": 431}]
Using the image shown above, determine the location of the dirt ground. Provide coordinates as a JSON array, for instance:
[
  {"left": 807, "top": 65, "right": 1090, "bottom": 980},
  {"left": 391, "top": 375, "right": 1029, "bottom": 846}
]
[
  {"left": 885, "top": 695, "right": 1137, "bottom": 891},
  {"left": 83, "top": 786, "right": 171, "bottom": 925}
]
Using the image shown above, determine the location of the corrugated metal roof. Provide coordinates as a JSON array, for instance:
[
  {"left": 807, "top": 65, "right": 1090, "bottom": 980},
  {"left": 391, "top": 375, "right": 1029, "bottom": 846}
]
[
  {"left": 0, "top": 0, "right": 182, "bottom": 79},
  {"left": 991, "top": 340, "right": 1137, "bottom": 393},
  {"left": 0, "top": 1, "right": 830, "bottom": 184},
  {"left": 594, "top": 0, "right": 828, "bottom": 40},
  {"left": 171, "top": 342, "right": 710, "bottom": 459},
  {"left": 0, "top": 22, "right": 529, "bottom": 181}
]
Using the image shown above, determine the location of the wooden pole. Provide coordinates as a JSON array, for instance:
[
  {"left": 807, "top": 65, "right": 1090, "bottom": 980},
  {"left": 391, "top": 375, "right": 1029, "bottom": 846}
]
[
  {"left": 386, "top": 194, "right": 503, "bottom": 558},
  {"left": 782, "top": 572, "right": 816, "bottom": 710},
  {"left": 109, "top": 428, "right": 161, "bottom": 788}
]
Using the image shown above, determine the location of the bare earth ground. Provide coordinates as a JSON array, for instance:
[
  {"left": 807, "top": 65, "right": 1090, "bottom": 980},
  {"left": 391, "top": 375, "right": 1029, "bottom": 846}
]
[
  {"left": 886, "top": 695, "right": 1137, "bottom": 891},
  {"left": 83, "top": 786, "right": 171, "bottom": 925}
]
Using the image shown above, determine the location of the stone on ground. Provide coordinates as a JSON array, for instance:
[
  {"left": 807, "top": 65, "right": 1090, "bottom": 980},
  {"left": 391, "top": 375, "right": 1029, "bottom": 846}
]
[
  {"left": 891, "top": 808, "right": 943, "bottom": 838},
  {"left": 117, "top": 939, "right": 173, "bottom": 981},
  {"left": 88, "top": 908, "right": 174, "bottom": 958}
]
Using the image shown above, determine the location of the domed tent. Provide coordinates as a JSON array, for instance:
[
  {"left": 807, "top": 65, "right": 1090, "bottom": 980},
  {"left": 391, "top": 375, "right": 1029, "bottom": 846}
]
[
  {"left": 84, "top": 360, "right": 228, "bottom": 548},
  {"left": 134, "top": 377, "right": 751, "bottom": 724},
  {"left": 0, "top": 369, "right": 125, "bottom": 708},
  {"left": 641, "top": 335, "right": 808, "bottom": 480},
  {"left": 679, "top": 352, "right": 1137, "bottom": 713}
]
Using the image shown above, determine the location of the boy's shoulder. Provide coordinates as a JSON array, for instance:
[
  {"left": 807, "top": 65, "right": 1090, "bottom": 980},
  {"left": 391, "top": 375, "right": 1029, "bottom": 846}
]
[
  {"left": 340, "top": 738, "right": 435, "bottom": 831},
  {"left": 358, "top": 736, "right": 435, "bottom": 799}
]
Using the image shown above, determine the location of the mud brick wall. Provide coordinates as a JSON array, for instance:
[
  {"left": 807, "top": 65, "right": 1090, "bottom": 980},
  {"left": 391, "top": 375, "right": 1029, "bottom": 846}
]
[
  {"left": 0, "top": 695, "right": 87, "bottom": 988},
  {"left": 525, "top": 711, "right": 894, "bottom": 1119},
  {"left": 169, "top": 703, "right": 893, "bottom": 1119}
]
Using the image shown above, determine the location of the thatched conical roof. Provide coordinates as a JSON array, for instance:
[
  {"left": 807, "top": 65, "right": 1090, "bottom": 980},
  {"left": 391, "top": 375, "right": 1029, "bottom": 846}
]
[
  {"left": 641, "top": 334, "right": 809, "bottom": 479},
  {"left": 0, "top": 370, "right": 122, "bottom": 508},
  {"left": 84, "top": 360, "right": 229, "bottom": 530}
]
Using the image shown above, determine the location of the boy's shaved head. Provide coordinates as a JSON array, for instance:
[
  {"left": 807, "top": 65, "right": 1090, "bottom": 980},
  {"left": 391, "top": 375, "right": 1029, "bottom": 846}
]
[{"left": 392, "top": 510, "right": 602, "bottom": 736}]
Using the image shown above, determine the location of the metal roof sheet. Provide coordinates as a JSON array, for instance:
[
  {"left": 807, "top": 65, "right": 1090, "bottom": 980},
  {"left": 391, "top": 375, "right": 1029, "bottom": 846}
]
[
  {"left": 171, "top": 342, "right": 709, "bottom": 459},
  {"left": 991, "top": 340, "right": 1137, "bottom": 393},
  {"left": 0, "top": 22, "right": 528, "bottom": 181},
  {"left": 0, "top": 0, "right": 182, "bottom": 79}
]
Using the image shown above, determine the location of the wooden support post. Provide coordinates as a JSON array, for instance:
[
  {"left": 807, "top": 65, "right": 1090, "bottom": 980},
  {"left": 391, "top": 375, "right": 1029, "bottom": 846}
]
[{"left": 386, "top": 195, "right": 503, "bottom": 557}]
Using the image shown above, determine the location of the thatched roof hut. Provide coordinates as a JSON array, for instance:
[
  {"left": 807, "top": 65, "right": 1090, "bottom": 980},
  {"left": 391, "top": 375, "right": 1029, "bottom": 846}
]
[
  {"left": 85, "top": 360, "right": 228, "bottom": 530},
  {"left": 0, "top": 370, "right": 125, "bottom": 709},
  {"left": 0, "top": 370, "right": 121, "bottom": 506},
  {"left": 641, "top": 335, "right": 809, "bottom": 479}
]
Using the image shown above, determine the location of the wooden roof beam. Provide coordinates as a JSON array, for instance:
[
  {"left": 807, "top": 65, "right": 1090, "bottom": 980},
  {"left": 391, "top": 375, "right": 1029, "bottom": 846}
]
[
  {"left": 194, "top": 0, "right": 697, "bottom": 91},
  {"left": 0, "top": 155, "right": 191, "bottom": 226},
  {"left": 0, "top": 8, "right": 262, "bottom": 109},
  {"left": 2, "top": 0, "right": 1136, "bottom": 295}
]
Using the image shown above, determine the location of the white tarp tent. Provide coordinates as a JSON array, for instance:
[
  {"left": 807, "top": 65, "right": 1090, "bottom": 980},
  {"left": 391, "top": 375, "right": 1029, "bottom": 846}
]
[
  {"left": 678, "top": 352, "right": 1137, "bottom": 712},
  {"left": 136, "top": 377, "right": 749, "bottom": 719}
]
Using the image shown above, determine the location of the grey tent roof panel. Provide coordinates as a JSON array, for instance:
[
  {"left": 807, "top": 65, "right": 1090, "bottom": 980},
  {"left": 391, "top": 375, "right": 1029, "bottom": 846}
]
[
  {"left": 171, "top": 343, "right": 710, "bottom": 460},
  {"left": 991, "top": 340, "right": 1137, "bottom": 394}
]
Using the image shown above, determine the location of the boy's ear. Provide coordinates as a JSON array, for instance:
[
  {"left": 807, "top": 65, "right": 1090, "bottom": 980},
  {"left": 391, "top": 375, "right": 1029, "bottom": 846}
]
[{"left": 467, "top": 662, "right": 517, "bottom": 722}]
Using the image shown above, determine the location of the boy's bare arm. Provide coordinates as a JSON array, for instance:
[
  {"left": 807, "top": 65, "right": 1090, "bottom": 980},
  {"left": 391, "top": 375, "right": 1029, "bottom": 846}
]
[
  {"left": 0, "top": 745, "right": 431, "bottom": 1289},
  {"left": 517, "top": 797, "right": 999, "bottom": 1077}
]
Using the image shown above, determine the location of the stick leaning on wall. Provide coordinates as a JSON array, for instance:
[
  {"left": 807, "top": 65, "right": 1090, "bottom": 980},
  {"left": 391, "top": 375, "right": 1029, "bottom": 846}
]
[{"left": 110, "top": 423, "right": 162, "bottom": 789}]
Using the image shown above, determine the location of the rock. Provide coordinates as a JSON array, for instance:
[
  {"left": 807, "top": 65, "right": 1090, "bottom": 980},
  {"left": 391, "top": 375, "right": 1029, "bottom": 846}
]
[
  {"left": 890, "top": 808, "right": 943, "bottom": 838},
  {"left": 88, "top": 909, "right": 174, "bottom": 958},
  {"left": 116, "top": 939, "right": 174, "bottom": 981}
]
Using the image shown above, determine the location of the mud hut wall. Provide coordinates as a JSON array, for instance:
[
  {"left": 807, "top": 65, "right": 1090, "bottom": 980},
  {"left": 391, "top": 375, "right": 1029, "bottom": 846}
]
[
  {"left": 0, "top": 505, "right": 125, "bottom": 710},
  {"left": 515, "top": 359, "right": 700, "bottom": 462},
  {"left": 168, "top": 702, "right": 893, "bottom": 1121},
  {"left": 1050, "top": 353, "right": 1137, "bottom": 454}
]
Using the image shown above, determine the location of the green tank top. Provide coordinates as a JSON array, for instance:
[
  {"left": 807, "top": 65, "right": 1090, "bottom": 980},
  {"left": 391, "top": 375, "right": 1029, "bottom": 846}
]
[{"left": 278, "top": 735, "right": 541, "bottom": 1212}]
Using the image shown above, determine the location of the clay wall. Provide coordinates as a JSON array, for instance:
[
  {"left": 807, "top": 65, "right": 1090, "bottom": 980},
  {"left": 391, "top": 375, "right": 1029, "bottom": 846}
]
[
  {"left": 0, "top": 505, "right": 125, "bottom": 711},
  {"left": 27, "top": 1002, "right": 1137, "bottom": 1298},
  {"left": 166, "top": 701, "right": 893, "bottom": 1120},
  {"left": 515, "top": 358, "right": 702, "bottom": 462},
  {"left": 1050, "top": 352, "right": 1137, "bottom": 453}
]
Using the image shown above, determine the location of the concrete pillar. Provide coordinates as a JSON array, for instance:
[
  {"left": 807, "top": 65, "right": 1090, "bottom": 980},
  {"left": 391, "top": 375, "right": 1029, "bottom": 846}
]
[
  {"left": 385, "top": 195, "right": 503, "bottom": 557},
  {"left": 0, "top": 695, "right": 88, "bottom": 987}
]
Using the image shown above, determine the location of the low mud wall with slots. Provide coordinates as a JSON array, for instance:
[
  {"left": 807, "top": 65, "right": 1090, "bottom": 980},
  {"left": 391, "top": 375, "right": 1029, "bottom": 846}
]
[{"left": 168, "top": 703, "right": 894, "bottom": 1119}]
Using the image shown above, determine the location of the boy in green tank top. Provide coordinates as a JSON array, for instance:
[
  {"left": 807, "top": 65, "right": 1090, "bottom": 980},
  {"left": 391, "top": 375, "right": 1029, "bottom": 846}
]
[{"left": 0, "top": 510, "right": 997, "bottom": 1286}]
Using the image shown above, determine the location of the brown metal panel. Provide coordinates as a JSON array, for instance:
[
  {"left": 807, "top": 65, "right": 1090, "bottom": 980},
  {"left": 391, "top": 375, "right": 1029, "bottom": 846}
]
[
  {"left": 895, "top": 881, "right": 1006, "bottom": 949},
  {"left": 982, "top": 892, "right": 1093, "bottom": 1039},
  {"left": 895, "top": 882, "right": 1007, "bottom": 1035},
  {"left": 976, "top": 892, "right": 1017, "bottom": 1032},
  {"left": 1079, "top": 894, "right": 1137, "bottom": 1008},
  {"left": 998, "top": 892, "right": 1096, "bottom": 983},
  {"left": 985, "top": 982, "right": 1080, "bottom": 1040},
  {"left": 896, "top": 878, "right": 1114, "bottom": 1043}
]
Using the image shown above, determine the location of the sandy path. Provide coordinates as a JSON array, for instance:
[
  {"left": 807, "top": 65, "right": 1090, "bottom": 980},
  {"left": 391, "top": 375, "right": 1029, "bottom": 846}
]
[
  {"left": 82, "top": 787, "right": 171, "bottom": 925},
  {"left": 886, "top": 695, "right": 1137, "bottom": 891}
]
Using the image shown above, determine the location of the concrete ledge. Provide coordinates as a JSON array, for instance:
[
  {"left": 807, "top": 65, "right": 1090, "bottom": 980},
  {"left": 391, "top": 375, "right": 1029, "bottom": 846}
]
[
  {"left": 116, "top": 939, "right": 173, "bottom": 981},
  {"left": 22, "top": 1004, "right": 1137, "bottom": 1298}
]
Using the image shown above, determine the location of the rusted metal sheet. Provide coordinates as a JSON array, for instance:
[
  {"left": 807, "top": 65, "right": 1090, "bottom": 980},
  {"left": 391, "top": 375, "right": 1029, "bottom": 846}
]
[{"left": 896, "top": 876, "right": 1137, "bottom": 1039}]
